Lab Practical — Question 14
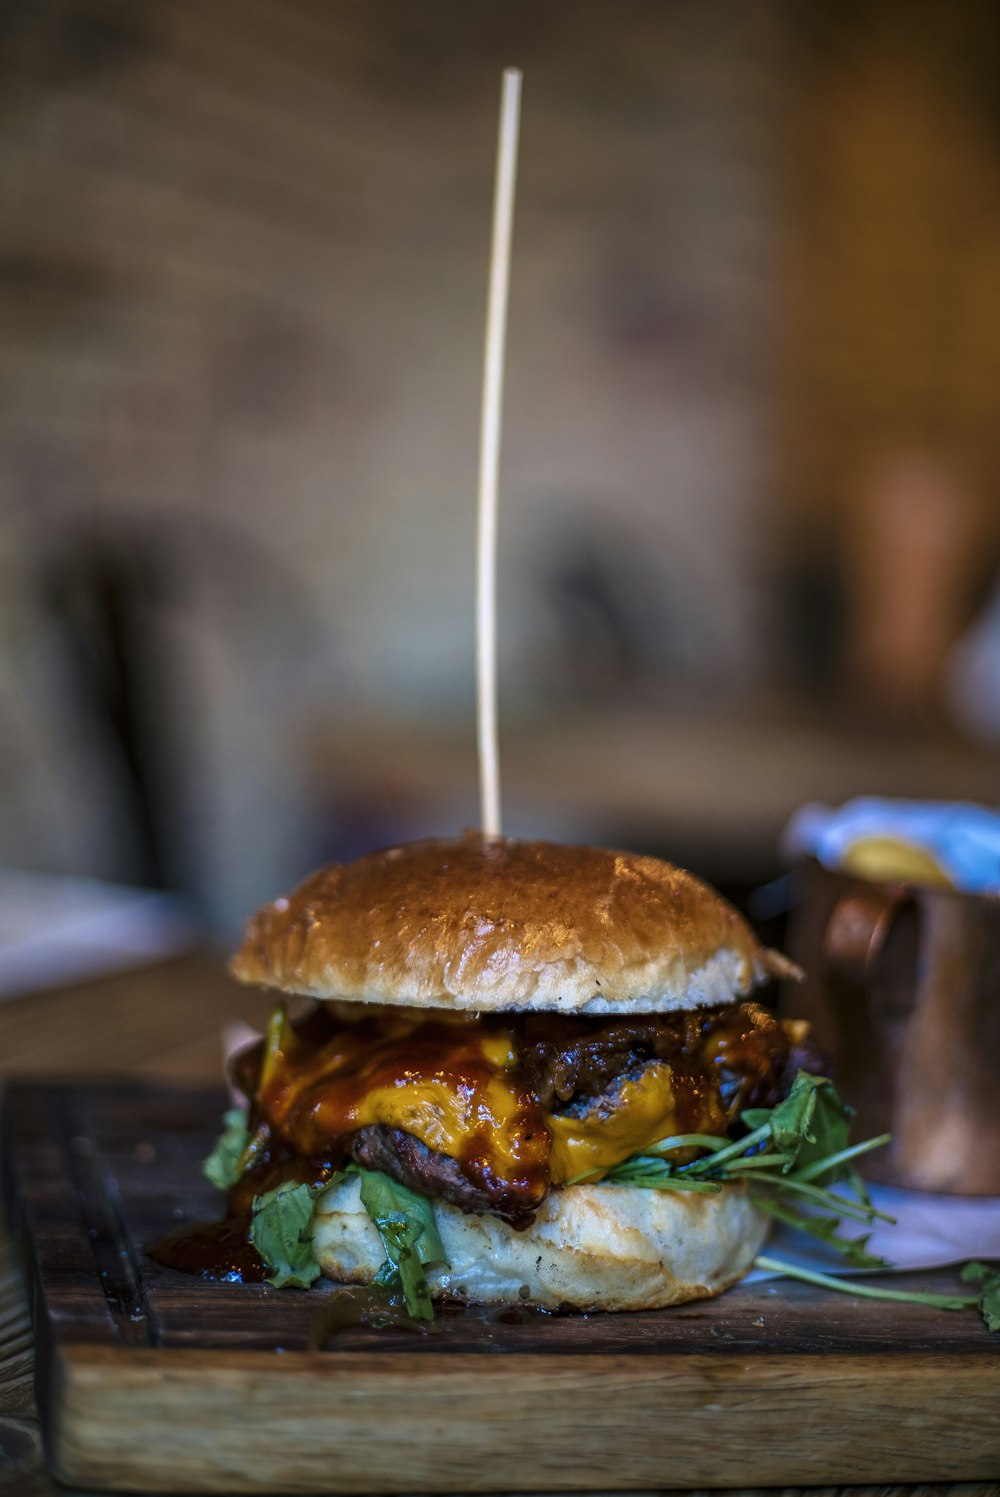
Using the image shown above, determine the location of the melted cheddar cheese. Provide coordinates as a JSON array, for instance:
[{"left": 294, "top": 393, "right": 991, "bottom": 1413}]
[
  {"left": 547, "top": 1062, "right": 680, "bottom": 1181},
  {"left": 255, "top": 1005, "right": 731, "bottom": 1221}
]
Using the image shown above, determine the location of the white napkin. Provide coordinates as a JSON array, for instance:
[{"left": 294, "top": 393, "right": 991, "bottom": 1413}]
[{"left": 0, "top": 869, "right": 197, "bottom": 999}]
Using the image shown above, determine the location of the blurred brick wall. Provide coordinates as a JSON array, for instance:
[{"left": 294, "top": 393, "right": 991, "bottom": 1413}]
[
  {"left": 0, "top": 0, "right": 792, "bottom": 920},
  {"left": 0, "top": 0, "right": 790, "bottom": 696},
  {"left": 3, "top": 0, "right": 999, "bottom": 919}
]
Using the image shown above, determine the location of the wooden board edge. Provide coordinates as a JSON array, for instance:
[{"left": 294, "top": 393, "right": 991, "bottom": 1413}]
[{"left": 48, "top": 1345, "right": 1000, "bottom": 1493}]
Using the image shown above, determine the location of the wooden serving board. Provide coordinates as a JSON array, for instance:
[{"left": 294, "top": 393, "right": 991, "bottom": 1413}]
[{"left": 3, "top": 1082, "right": 999, "bottom": 1494}]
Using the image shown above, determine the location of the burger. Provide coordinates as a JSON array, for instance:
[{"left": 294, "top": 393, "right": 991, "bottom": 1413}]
[{"left": 199, "top": 832, "right": 821, "bottom": 1317}]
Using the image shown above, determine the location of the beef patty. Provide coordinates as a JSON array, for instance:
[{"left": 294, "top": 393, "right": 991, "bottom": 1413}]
[{"left": 231, "top": 999, "right": 816, "bottom": 1226}]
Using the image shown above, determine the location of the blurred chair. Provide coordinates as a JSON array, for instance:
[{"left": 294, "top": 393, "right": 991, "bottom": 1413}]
[
  {"left": 15, "top": 514, "right": 340, "bottom": 937},
  {"left": 43, "top": 535, "right": 172, "bottom": 888}
]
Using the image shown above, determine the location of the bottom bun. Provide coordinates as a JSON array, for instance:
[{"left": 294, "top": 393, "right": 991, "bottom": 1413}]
[{"left": 312, "top": 1176, "right": 769, "bottom": 1312}]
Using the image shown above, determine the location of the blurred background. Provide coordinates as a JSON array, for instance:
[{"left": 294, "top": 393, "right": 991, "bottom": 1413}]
[{"left": 3, "top": 0, "right": 1000, "bottom": 960}]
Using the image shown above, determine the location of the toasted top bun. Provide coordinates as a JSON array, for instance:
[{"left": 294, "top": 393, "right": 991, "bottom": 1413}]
[{"left": 231, "top": 833, "right": 798, "bottom": 1014}]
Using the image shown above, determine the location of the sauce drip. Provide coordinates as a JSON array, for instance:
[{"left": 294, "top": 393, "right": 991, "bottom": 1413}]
[
  {"left": 307, "top": 1284, "right": 439, "bottom": 1342},
  {"left": 149, "top": 1219, "right": 267, "bottom": 1283}
]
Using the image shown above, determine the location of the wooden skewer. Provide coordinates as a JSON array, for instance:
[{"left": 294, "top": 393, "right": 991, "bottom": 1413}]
[{"left": 476, "top": 66, "right": 522, "bottom": 840}]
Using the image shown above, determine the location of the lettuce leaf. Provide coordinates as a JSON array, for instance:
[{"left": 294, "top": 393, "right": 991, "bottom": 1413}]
[
  {"left": 250, "top": 1180, "right": 332, "bottom": 1289},
  {"left": 202, "top": 1108, "right": 250, "bottom": 1192},
  {"left": 242, "top": 1160, "right": 447, "bottom": 1314},
  {"left": 356, "top": 1169, "right": 448, "bottom": 1321}
]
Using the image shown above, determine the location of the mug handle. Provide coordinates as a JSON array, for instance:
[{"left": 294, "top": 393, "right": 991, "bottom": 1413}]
[{"left": 823, "top": 884, "right": 915, "bottom": 981}]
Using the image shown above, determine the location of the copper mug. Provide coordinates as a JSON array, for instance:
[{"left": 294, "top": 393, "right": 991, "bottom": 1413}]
[{"left": 785, "top": 860, "right": 1000, "bottom": 1194}]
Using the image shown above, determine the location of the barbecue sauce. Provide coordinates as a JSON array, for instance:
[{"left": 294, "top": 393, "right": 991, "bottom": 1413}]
[
  {"left": 149, "top": 1218, "right": 266, "bottom": 1283},
  {"left": 252, "top": 999, "right": 791, "bottom": 1215},
  {"left": 152, "top": 1000, "right": 794, "bottom": 1283},
  {"left": 149, "top": 1140, "right": 337, "bottom": 1284},
  {"left": 259, "top": 1009, "right": 553, "bottom": 1222}
]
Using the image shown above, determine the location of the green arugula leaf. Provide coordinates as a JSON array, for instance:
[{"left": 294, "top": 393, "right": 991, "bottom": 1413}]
[
  {"left": 356, "top": 1169, "right": 448, "bottom": 1321},
  {"left": 597, "top": 1159, "right": 721, "bottom": 1192},
  {"left": 602, "top": 1070, "right": 899, "bottom": 1286},
  {"left": 793, "top": 1134, "right": 891, "bottom": 1184},
  {"left": 845, "top": 1166, "right": 874, "bottom": 1210},
  {"left": 250, "top": 1179, "right": 334, "bottom": 1289},
  {"left": 755, "top": 1255, "right": 980, "bottom": 1311},
  {"left": 682, "top": 1123, "right": 771, "bottom": 1172},
  {"left": 742, "top": 1169, "right": 894, "bottom": 1224},
  {"left": 960, "top": 1260, "right": 996, "bottom": 1282},
  {"left": 757, "top": 1071, "right": 852, "bottom": 1180},
  {"left": 980, "top": 1281, "right": 1000, "bottom": 1333},
  {"left": 751, "top": 1193, "right": 890, "bottom": 1269},
  {"left": 645, "top": 1133, "right": 730, "bottom": 1156},
  {"left": 202, "top": 1108, "right": 250, "bottom": 1191},
  {"left": 960, "top": 1261, "right": 1000, "bottom": 1332}
]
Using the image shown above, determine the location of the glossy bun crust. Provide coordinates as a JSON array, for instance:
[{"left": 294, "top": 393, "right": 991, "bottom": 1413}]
[
  {"left": 231, "top": 833, "right": 797, "bottom": 1013},
  {"left": 313, "top": 1174, "right": 769, "bottom": 1311}
]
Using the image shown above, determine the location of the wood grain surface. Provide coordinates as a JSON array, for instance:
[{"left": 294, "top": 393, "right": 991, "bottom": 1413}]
[{"left": 0, "top": 956, "right": 997, "bottom": 1495}]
